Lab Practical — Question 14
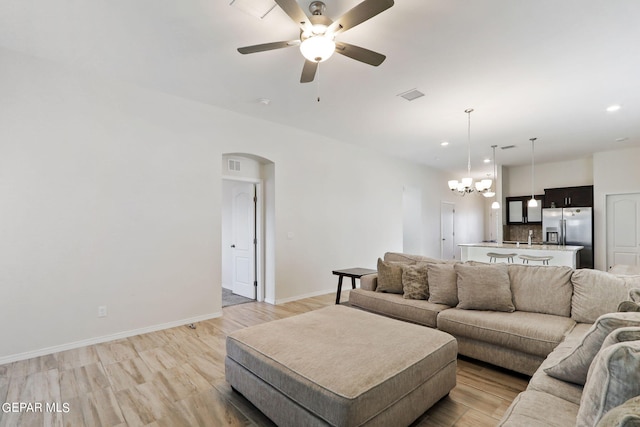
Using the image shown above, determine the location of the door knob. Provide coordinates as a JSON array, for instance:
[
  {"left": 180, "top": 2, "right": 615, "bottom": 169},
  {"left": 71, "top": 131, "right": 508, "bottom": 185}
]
[{"left": 231, "top": 244, "right": 236, "bottom": 248}]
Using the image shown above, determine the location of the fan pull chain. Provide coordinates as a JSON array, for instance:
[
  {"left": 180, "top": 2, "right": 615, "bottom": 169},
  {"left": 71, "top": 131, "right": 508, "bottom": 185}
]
[{"left": 317, "top": 62, "right": 321, "bottom": 102}]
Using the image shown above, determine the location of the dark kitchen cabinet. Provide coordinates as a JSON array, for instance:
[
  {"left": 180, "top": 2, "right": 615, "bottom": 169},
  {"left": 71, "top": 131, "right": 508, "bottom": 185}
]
[
  {"left": 506, "top": 194, "right": 544, "bottom": 224},
  {"left": 543, "top": 185, "right": 593, "bottom": 208}
]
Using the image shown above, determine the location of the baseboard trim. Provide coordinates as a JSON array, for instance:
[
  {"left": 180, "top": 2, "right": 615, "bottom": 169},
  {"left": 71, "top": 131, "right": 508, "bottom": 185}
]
[
  {"left": 274, "top": 287, "right": 339, "bottom": 305},
  {"left": 0, "top": 311, "right": 223, "bottom": 365}
]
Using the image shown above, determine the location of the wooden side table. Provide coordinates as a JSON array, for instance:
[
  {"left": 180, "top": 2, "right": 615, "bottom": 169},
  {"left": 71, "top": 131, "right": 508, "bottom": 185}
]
[{"left": 332, "top": 268, "right": 377, "bottom": 304}]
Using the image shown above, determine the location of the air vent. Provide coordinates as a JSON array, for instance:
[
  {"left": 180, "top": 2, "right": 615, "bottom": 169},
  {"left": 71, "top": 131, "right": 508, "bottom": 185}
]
[
  {"left": 501, "top": 145, "right": 516, "bottom": 150},
  {"left": 228, "top": 159, "right": 241, "bottom": 172},
  {"left": 397, "top": 89, "right": 425, "bottom": 101}
]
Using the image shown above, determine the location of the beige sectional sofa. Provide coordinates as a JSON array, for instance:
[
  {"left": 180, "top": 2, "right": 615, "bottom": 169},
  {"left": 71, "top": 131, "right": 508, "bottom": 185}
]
[{"left": 348, "top": 252, "right": 640, "bottom": 426}]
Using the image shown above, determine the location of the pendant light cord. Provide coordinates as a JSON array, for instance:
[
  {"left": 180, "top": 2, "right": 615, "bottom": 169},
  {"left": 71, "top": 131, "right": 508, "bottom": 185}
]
[
  {"left": 530, "top": 137, "right": 537, "bottom": 199},
  {"left": 465, "top": 108, "right": 474, "bottom": 177},
  {"left": 492, "top": 145, "right": 498, "bottom": 180},
  {"left": 316, "top": 63, "right": 321, "bottom": 102}
]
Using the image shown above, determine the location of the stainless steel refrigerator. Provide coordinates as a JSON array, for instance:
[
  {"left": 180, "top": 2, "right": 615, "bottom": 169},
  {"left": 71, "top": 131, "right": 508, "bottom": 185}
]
[{"left": 542, "top": 207, "right": 593, "bottom": 269}]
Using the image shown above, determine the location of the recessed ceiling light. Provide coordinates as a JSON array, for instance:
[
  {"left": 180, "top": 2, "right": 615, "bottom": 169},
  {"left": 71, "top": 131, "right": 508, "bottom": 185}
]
[
  {"left": 483, "top": 158, "right": 490, "bottom": 163},
  {"left": 440, "top": 141, "right": 449, "bottom": 146},
  {"left": 606, "top": 104, "right": 621, "bottom": 112},
  {"left": 257, "top": 98, "right": 271, "bottom": 105}
]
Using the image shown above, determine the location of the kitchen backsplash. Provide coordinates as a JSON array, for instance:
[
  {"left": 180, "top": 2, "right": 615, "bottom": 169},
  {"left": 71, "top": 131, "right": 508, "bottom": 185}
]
[{"left": 505, "top": 224, "right": 543, "bottom": 243}]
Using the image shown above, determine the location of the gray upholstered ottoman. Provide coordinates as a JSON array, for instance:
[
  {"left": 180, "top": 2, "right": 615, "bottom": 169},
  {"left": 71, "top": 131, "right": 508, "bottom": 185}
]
[{"left": 225, "top": 305, "right": 457, "bottom": 427}]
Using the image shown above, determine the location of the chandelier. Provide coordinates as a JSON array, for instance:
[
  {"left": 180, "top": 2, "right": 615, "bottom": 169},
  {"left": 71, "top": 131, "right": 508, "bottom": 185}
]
[{"left": 448, "top": 109, "right": 492, "bottom": 195}]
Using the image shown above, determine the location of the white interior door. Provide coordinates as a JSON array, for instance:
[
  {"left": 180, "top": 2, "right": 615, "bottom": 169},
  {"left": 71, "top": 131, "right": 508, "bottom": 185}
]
[
  {"left": 441, "top": 202, "right": 455, "bottom": 260},
  {"left": 231, "top": 182, "right": 256, "bottom": 299},
  {"left": 607, "top": 193, "right": 640, "bottom": 270}
]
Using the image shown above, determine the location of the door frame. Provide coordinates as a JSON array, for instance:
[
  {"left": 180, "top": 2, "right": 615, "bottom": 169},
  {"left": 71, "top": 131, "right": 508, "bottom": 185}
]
[{"left": 222, "top": 175, "right": 264, "bottom": 302}]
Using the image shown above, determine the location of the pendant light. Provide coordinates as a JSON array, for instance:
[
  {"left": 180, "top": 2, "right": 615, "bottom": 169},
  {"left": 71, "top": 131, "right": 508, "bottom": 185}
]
[
  {"left": 490, "top": 144, "right": 500, "bottom": 209},
  {"left": 448, "top": 109, "right": 492, "bottom": 195},
  {"left": 481, "top": 145, "right": 497, "bottom": 199},
  {"left": 528, "top": 137, "right": 538, "bottom": 208}
]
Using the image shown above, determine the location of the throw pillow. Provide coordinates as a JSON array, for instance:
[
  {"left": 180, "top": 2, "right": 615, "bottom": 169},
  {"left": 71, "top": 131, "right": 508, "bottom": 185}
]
[
  {"left": 401, "top": 263, "right": 429, "bottom": 300},
  {"left": 375, "top": 258, "right": 404, "bottom": 294},
  {"left": 577, "top": 341, "right": 640, "bottom": 426},
  {"left": 618, "top": 288, "right": 640, "bottom": 312},
  {"left": 601, "top": 327, "right": 640, "bottom": 348},
  {"left": 454, "top": 263, "right": 515, "bottom": 312},
  {"left": 544, "top": 312, "right": 640, "bottom": 385},
  {"left": 596, "top": 395, "right": 640, "bottom": 427},
  {"left": 427, "top": 263, "right": 458, "bottom": 306}
]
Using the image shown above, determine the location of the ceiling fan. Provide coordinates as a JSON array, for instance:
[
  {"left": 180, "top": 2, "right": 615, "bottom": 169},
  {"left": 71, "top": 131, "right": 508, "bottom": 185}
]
[{"left": 237, "top": 0, "right": 394, "bottom": 83}]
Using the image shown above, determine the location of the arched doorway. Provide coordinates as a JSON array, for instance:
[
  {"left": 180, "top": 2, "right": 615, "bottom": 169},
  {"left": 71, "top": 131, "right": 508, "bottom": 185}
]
[{"left": 221, "top": 153, "right": 275, "bottom": 305}]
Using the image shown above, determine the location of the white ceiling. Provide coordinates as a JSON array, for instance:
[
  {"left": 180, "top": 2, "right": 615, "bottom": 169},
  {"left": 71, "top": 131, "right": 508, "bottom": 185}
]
[{"left": 1, "top": 0, "right": 639, "bottom": 180}]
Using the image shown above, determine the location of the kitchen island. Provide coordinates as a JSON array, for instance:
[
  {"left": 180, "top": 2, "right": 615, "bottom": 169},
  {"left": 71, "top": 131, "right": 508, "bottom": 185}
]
[{"left": 459, "top": 242, "right": 584, "bottom": 269}]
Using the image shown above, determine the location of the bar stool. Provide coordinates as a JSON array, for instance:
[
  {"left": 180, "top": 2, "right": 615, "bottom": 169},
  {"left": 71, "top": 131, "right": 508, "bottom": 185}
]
[
  {"left": 487, "top": 252, "right": 517, "bottom": 263},
  {"left": 519, "top": 255, "right": 553, "bottom": 265}
]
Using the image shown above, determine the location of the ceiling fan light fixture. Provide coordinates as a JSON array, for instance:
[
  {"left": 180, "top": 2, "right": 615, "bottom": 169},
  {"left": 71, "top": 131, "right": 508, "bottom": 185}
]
[
  {"left": 311, "top": 23, "right": 328, "bottom": 35},
  {"left": 300, "top": 35, "right": 335, "bottom": 62}
]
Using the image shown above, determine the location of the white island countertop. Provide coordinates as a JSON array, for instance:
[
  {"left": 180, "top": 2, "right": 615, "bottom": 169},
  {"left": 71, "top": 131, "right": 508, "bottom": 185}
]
[
  {"left": 459, "top": 242, "right": 584, "bottom": 252},
  {"left": 459, "top": 242, "right": 584, "bottom": 268}
]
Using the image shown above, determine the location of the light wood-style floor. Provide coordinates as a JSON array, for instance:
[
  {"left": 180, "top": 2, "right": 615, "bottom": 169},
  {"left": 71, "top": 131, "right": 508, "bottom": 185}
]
[{"left": 0, "top": 291, "right": 529, "bottom": 426}]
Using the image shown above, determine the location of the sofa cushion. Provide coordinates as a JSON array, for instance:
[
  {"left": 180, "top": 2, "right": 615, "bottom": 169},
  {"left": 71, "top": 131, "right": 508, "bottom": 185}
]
[
  {"left": 401, "top": 263, "right": 429, "bottom": 300},
  {"left": 427, "top": 264, "right": 458, "bottom": 306},
  {"left": 454, "top": 263, "right": 515, "bottom": 312},
  {"left": 596, "top": 395, "right": 640, "bottom": 427},
  {"left": 437, "top": 309, "right": 576, "bottom": 357},
  {"left": 508, "top": 264, "right": 573, "bottom": 317},
  {"left": 544, "top": 312, "right": 640, "bottom": 385},
  {"left": 498, "top": 390, "right": 580, "bottom": 427},
  {"left": 577, "top": 341, "right": 640, "bottom": 426},
  {"left": 571, "top": 270, "right": 640, "bottom": 323},
  {"left": 376, "top": 258, "right": 404, "bottom": 294},
  {"left": 348, "top": 289, "right": 450, "bottom": 328},
  {"left": 527, "top": 323, "right": 592, "bottom": 405}
]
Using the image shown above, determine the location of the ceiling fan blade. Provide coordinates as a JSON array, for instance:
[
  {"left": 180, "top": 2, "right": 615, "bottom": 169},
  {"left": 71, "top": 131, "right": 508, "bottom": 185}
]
[
  {"left": 274, "top": 0, "right": 311, "bottom": 32},
  {"left": 335, "top": 42, "right": 386, "bottom": 66},
  {"left": 238, "top": 40, "right": 300, "bottom": 54},
  {"left": 300, "top": 60, "right": 318, "bottom": 83},
  {"left": 327, "top": 0, "right": 394, "bottom": 35}
]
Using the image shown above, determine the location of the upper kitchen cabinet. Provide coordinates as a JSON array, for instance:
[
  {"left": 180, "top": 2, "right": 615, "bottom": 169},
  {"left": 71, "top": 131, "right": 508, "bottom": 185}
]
[
  {"left": 543, "top": 185, "right": 593, "bottom": 208},
  {"left": 507, "top": 195, "right": 544, "bottom": 224}
]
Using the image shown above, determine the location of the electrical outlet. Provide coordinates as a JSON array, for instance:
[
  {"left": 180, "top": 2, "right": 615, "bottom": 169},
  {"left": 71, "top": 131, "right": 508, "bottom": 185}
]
[{"left": 98, "top": 305, "right": 107, "bottom": 318}]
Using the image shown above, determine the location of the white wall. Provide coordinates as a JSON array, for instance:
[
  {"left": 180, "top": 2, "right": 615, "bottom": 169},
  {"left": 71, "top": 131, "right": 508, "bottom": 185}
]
[
  {"left": 593, "top": 147, "right": 640, "bottom": 270},
  {"left": 0, "top": 47, "right": 484, "bottom": 361},
  {"left": 504, "top": 157, "right": 593, "bottom": 197}
]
